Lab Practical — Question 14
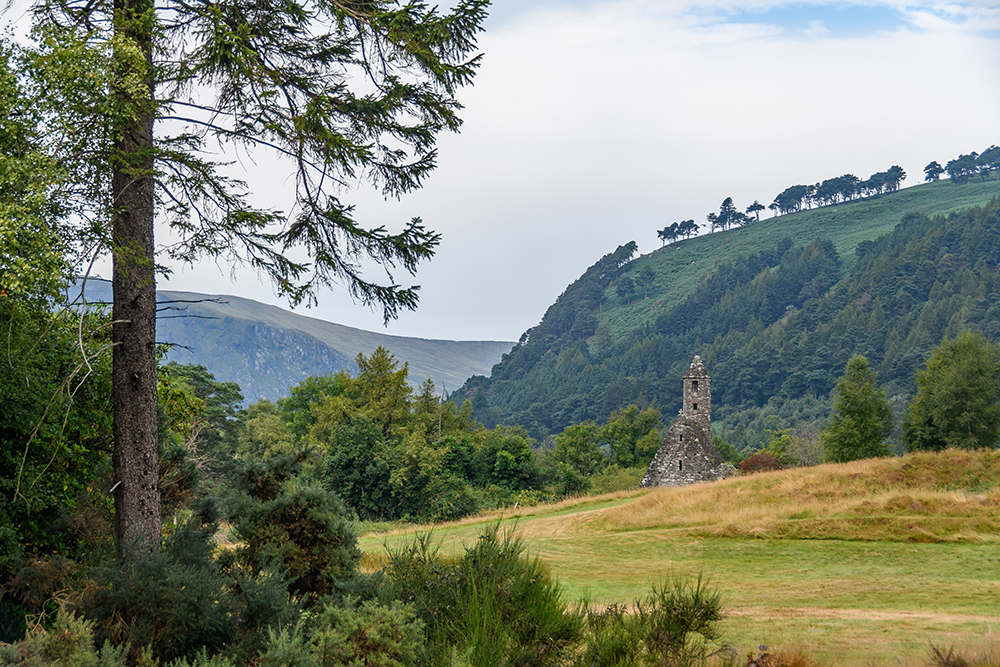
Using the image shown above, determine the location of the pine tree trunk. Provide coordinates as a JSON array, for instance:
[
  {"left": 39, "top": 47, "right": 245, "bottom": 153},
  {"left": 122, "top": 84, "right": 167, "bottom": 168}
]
[{"left": 111, "top": 0, "right": 160, "bottom": 558}]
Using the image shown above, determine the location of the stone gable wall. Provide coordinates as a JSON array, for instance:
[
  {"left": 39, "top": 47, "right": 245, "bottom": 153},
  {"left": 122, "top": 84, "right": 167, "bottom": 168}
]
[
  {"left": 640, "top": 355, "right": 735, "bottom": 488},
  {"left": 640, "top": 413, "right": 734, "bottom": 487}
]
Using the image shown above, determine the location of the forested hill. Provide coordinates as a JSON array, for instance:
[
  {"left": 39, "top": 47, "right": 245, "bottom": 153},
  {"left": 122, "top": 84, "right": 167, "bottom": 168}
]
[{"left": 453, "top": 176, "right": 1000, "bottom": 451}]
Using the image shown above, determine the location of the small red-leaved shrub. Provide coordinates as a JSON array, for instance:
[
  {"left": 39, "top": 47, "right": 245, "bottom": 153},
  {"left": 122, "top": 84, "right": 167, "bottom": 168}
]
[{"left": 738, "top": 451, "right": 784, "bottom": 475}]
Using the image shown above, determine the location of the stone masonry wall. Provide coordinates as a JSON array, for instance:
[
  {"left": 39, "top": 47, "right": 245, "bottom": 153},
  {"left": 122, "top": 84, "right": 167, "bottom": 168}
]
[{"left": 640, "top": 355, "right": 734, "bottom": 488}]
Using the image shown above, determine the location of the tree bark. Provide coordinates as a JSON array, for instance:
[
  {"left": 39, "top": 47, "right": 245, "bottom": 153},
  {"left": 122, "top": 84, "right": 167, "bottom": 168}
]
[{"left": 111, "top": 0, "right": 160, "bottom": 558}]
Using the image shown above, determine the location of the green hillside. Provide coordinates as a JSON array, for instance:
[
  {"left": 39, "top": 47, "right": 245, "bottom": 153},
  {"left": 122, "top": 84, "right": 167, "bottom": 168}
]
[
  {"left": 454, "top": 176, "right": 1000, "bottom": 450},
  {"left": 612, "top": 176, "right": 1000, "bottom": 337}
]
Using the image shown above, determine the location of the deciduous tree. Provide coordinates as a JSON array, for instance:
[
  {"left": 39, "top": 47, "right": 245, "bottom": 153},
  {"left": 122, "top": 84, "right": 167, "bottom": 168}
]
[
  {"left": 600, "top": 404, "right": 661, "bottom": 468},
  {"left": 616, "top": 275, "right": 635, "bottom": 304},
  {"left": 902, "top": 331, "right": 1000, "bottom": 452},
  {"left": 553, "top": 421, "right": 605, "bottom": 478},
  {"left": 638, "top": 265, "right": 656, "bottom": 300},
  {"left": 821, "top": 355, "right": 893, "bottom": 463}
]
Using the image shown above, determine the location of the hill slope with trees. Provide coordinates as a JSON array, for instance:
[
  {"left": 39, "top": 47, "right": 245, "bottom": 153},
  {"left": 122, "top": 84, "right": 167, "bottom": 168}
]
[{"left": 454, "top": 176, "right": 1000, "bottom": 451}]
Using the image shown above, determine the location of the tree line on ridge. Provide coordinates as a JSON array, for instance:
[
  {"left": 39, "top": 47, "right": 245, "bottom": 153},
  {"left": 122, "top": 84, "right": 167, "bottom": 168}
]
[{"left": 658, "top": 143, "right": 998, "bottom": 246}]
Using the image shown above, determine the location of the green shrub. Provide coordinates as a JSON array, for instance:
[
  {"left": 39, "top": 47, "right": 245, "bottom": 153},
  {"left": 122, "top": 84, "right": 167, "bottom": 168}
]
[
  {"left": 0, "top": 612, "right": 127, "bottom": 667},
  {"left": 711, "top": 435, "right": 744, "bottom": 466},
  {"left": 0, "top": 611, "right": 239, "bottom": 667},
  {"left": 574, "top": 576, "right": 729, "bottom": 667},
  {"left": 575, "top": 603, "right": 647, "bottom": 666},
  {"left": 79, "top": 499, "right": 295, "bottom": 665},
  {"left": 381, "top": 523, "right": 582, "bottom": 667},
  {"left": 0, "top": 596, "right": 26, "bottom": 646},
  {"left": 224, "top": 453, "right": 361, "bottom": 600},
  {"left": 260, "top": 599, "right": 424, "bottom": 667},
  {"left": 589, "top": 465, "right": 646, "bottom": 494},
  {"left": 80, "top": 510, "right": 241, "bottom": 663}
]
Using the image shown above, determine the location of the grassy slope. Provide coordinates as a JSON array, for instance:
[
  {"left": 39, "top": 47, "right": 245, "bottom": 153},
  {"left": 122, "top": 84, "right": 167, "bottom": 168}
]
[
  {"left": 358, "top": 449, "right": 1000, "bottom": 665},
  {"left": 608, "top": 177, "right": 1000, "bottom": 338}
]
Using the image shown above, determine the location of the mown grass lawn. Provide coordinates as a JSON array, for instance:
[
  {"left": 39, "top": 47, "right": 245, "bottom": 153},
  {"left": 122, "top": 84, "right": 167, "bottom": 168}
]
[{"left": 358, "top": 451, "right": 1000, "bottom": 665}]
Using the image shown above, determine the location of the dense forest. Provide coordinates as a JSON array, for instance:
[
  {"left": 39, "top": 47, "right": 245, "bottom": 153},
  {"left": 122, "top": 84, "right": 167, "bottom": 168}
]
[{"left": 455, "top": 196, "right": 1000, "bottom": 452}]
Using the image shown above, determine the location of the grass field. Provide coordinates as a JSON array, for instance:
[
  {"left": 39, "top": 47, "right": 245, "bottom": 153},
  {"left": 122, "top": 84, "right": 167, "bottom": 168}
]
[{"left": 357, "top": 450, "right": 1000, "bottom": 665}]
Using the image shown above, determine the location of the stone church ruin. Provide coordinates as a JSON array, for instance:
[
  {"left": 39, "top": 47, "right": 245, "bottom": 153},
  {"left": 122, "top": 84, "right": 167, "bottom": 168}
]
[{"left": 640, "top": 356, "right": 736, "bottom": 488}]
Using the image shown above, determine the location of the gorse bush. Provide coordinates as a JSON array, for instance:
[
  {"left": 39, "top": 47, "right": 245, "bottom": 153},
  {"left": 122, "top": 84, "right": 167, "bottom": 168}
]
[
  {"left": 79, "top": 499, "right": 294, "bottom": 664},
  {"left": 0, "top": 612, "right": 128, "bottom": 667},
  {"left": 223, "top": 453, "right": 361, "bottom": 600},
  {"left": 259, "top": 599, "right": 425, "bottom": 667},
  {"left": 574, "top": 576, "right": 729, "bottom": 667},
  {"left": 0, "top": 611, "right": 238, "bottom": 667},
  {"left": 3, "top": 495, "right": 297, "bottom": 664},
  {"left": 381, "top": 522, "right": 582, "bottom": 667}
]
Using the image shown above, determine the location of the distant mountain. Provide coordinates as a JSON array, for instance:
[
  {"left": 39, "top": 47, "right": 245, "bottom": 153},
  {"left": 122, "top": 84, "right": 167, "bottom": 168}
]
[
  {"left": 76, "top": 280, "right": 513, "bottom": 402},
  {"left": 453, "top": 176, "right": 1000, "bottom": 450}
]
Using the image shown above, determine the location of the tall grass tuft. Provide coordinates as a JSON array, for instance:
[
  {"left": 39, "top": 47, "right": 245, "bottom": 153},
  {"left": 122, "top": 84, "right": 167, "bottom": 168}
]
[{"left": 928, "top": 639, "right": 1000, "bottom": 667}]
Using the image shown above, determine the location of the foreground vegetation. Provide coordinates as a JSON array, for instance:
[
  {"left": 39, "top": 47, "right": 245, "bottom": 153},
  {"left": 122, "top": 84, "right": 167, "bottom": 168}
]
[
  {"left": 360, "top": 449, "right": 1000, "bottom": 665},
  {"left": 4, "top": 277, "right": 998, "bottom": 664}
]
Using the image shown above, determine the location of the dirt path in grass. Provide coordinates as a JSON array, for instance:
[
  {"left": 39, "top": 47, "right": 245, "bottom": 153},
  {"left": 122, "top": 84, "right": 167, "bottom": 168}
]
[{"left": 727, "top": 606, "right": 1000, "bottom": 624}]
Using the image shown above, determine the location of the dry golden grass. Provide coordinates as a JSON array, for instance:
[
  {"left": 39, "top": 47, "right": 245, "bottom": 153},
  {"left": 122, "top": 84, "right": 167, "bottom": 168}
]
[
  {"left": 358, "top": 449, "right": 1000, "bottom": 545},
  {"left": 358, "top": 488, "right": 649, "bottom": 539},
  {"left": 359, "top": 450, "right": 1000, "bottom": 666},
  {"left": 592, "top": 450, "right": 1000, "bottom": 543}
]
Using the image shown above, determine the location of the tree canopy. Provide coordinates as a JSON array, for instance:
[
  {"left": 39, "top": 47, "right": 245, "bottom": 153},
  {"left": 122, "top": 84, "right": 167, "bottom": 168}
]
[
  {"left": 902, "top": 331, "right": 1000, "bottom": 452},
  {"left": 821, "top": 355, "right": 893, "bottom": 463},
  {"left": 10, "top": 0, "right": 489, "bottom": 552}
]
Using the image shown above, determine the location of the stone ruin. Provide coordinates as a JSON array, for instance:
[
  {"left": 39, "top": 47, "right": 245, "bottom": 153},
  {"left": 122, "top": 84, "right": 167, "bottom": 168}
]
[{"left": 640, "top": 355, "right": 736, "bottom": 488}]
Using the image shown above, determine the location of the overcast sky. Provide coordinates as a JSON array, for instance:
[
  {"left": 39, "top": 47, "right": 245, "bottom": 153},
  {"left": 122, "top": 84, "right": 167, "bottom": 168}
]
[{"left": 19, "top": 0, "right": 1000, "bottom": 342}]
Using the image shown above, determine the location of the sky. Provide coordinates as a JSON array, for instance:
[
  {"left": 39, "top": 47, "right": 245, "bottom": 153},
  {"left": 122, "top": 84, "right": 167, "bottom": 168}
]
[{"left": 9, "top": 0, "right": 1000, "bottom": 342}]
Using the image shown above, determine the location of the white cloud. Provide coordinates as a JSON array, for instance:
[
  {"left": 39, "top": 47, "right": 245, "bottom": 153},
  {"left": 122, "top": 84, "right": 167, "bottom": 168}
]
[
  {"left": 7, "top": 0, "right": 999, "bottom": 341},
  {"left": 804, "top": 19, "right": 829, "bottom": 36}
]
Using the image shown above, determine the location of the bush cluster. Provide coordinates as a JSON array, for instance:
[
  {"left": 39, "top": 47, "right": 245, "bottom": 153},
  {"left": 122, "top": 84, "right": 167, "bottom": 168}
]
[
  {"left": 738, "top": 451, "right": 784, "bottom": 475},
  {"left": 381, "top": 523, "right": 580, "bottom": 667}
]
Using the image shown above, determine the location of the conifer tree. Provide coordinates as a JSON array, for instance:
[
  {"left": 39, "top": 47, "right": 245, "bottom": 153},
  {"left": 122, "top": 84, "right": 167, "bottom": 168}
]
[{"left": 15, "top": 0, "right": 489, "bottom": 555}]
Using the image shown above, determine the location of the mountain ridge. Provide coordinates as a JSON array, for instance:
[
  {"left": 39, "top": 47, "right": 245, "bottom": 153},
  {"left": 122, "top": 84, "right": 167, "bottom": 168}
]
[{"left": 77, "top": 279, "right": 514, "bottom": 402}]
